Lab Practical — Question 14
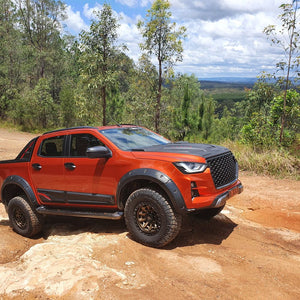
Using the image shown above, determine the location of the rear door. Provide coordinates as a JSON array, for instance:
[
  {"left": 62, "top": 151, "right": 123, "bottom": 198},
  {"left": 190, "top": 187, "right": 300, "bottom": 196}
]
[{"left": 30, "top": 135, "right": 66, "bottom": 204}]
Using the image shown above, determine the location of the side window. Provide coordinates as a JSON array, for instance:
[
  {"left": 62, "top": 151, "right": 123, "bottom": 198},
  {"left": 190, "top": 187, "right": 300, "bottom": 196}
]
[
  {"left": 70, "top": 134, "right": 104, "bottom": 157},
  {"left": 40, "top": 136, "right": 65, "bottom": 157},
  {"left": 16, "top": 138, "right": 37, "bottom": 161}
]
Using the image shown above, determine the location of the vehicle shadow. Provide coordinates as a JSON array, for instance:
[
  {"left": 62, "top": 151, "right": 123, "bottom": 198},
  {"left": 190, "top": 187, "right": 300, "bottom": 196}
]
[
  {"left": 166, "top": 213, "right": 238, "bottom": 249},
  {"left": 0, "top": 219, "right": 10, "bottom": 227},
  {"left": 42, "top": 213, "right": 237, "bottom": 248},
  {"left": 41, "top": 215, "right": 127, "bottom": 239}
]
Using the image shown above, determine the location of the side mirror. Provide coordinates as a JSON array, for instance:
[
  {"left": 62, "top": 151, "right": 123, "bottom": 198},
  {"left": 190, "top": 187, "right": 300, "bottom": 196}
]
[{"left": 86, "top": 146, "right": 112, "bottom": 159}]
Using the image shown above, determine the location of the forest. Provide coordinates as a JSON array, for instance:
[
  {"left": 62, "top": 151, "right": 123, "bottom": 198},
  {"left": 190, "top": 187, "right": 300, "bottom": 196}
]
[{"left": 0, "top": 0, "right": 299, "bottom": 178}]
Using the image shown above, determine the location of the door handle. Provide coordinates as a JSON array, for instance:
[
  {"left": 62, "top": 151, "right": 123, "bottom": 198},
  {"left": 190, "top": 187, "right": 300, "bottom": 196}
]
[
  {"left": 32, "top": 163, "right": 42, "bottom": 170},
  {"left": 64, "top": 162, "right": 76, "bottom": 170}
]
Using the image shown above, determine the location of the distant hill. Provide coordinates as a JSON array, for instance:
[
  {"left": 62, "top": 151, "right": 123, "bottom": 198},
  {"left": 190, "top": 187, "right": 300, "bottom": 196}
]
[
  {"left": 199, "top": 77, "right": 257, "bottom": 84},
  {"left": 198, "top": 78, "right": 256, "bottom": 117},
  {"left": 199, "top": 78, "right": 256, "bottom": 90}
]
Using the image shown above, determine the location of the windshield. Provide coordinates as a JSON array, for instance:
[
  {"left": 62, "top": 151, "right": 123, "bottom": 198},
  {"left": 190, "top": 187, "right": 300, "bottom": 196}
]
[{"left": 99, "top": 127, "right": 170, "bottom": 151}]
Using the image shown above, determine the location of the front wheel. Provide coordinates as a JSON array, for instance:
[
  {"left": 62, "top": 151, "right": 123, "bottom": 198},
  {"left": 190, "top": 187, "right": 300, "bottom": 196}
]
[
  {"left": 8, "top": 196, "right": 43, "bottom": 237},
  {"left": 124, "top": 188, "right": 182, "bottom": 248}
]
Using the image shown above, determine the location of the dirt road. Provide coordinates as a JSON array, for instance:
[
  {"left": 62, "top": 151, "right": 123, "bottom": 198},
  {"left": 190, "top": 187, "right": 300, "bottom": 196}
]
[{"left": 0, "top": 127, "right": 299, "bottom": 299}]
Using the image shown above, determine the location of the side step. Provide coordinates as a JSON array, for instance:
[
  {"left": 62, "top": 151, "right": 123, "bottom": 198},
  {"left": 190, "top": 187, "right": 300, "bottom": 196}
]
[{"left": 36, "top": 206, "right": 123, "bottom": 220}]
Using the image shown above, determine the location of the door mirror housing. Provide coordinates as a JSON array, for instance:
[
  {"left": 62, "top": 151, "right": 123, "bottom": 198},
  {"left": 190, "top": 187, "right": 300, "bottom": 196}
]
[{"left": 86, "top": 146, "right": 112, "bottom": 159}]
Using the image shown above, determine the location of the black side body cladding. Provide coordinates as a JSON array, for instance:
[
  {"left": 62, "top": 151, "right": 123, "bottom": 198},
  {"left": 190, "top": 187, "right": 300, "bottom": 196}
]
[
  {"left": 117, "top": 168, "right": 186, "bottom": 214},
  {"left": 1, "top": 175, "right": 39, "bottom": 208}
]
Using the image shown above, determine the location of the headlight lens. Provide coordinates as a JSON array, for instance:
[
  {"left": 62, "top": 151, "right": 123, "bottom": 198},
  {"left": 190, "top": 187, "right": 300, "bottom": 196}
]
[{"left": 173, "top": 162, "right": 207, "bottom": 174}]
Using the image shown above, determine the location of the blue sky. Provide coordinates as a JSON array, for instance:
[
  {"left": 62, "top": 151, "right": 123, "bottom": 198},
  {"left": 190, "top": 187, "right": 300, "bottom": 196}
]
[{"left": 62, "top": 0, "right": 286, "bottom": 78}]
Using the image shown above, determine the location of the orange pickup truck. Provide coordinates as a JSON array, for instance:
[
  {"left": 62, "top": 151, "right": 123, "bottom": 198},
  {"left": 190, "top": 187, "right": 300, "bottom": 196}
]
[{"left": 0, "top": 125, "right": 243, "bottom": 247}]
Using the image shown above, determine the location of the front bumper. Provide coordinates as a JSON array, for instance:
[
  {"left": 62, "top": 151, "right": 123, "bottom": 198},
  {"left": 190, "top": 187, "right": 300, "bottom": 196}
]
[
  {"left": 187, "top": 181, "right": 243, "bottom": 212},
  {"left": 210, "top": 182, "right": 243, "bottom": 208}
]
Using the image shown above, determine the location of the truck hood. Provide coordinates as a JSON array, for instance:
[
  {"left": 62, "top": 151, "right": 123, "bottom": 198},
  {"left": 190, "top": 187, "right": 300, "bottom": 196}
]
[{"left": 133, "top": 142, "right": 230, "bottom": 159}]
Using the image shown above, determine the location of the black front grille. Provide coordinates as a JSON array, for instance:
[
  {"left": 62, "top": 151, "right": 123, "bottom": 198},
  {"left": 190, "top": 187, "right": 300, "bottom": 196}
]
[{"left": 206, "top": 152, "right": 238, "bottom": 189}]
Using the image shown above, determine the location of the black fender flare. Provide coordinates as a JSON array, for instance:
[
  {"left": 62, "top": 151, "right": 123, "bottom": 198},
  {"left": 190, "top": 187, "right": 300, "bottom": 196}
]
[
  {"left": 1, "top": 175, "right": 39, "bottom": 208},
  {"left": 116, "top": 168, "right": 186, "bottom": 214}
]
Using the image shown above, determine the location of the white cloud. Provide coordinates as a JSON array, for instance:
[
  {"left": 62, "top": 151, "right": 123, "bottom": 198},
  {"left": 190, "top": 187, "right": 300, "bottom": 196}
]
[
  {"left": 116, "top": 0, "right": 152, "bottom": 7},
  {"left": 63, "top": 0, "right": 287, "bottom": 77},
  {"left": 166, "top": 0, "right": 286, "bottom": 77},
  {"left": 117, "top": 13, "right": 143, "bottom": 61},
  {"left": 169, "top": 0, "right": 282, "bottom": 21},
  {"left": 83, "top": 3, "right": 102, "bottom": 19},
  {"left": 116, "top": 0, "right": 136, "bottom": 7},
  {"left": 63, "top": 5, "right": 88, "bottom": 34}
]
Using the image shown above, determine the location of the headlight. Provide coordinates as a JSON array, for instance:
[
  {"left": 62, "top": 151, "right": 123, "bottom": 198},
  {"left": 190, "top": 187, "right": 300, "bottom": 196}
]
[{"left": 173, "top": 162, "right": 207, "bottom": 174}]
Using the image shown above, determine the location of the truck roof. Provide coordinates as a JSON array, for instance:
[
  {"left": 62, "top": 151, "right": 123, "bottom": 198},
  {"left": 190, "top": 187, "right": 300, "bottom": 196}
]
[{"left": 42, "top": 124, "right": 139, "bottom": 136}]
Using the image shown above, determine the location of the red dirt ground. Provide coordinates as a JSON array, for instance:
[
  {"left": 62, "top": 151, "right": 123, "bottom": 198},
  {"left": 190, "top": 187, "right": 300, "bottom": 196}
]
[{"left": 0, "top": 127, "right": 299, "bottom": 299}]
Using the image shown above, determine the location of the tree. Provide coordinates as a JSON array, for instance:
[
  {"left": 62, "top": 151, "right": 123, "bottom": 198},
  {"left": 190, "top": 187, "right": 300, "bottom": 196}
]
[
  {"left": 124, "top": 54, "right": 157, "bottom": 128},
  {"left": 10, "top": 78, "right": 57, "bottom": 130},
  {"left": 137, "top": 0, "right": 186, "bottom": 132},
  {"left": 0, "top": 0, "right": 22, "bottom": 118},
  {"left": 168, "top": 74, "right": 203, "bottom": 139},
  {"left": 201, "top": 96, "right": 215, "bottom": 140},
  {"left": 18, "top": 0, "right": 66, "bottom": 83},
  {"left": 79, "top": 4, "right": 120, "bottom": 126},
  {"left": 264, "top": 0, "right": 300, "bottom": 143}
]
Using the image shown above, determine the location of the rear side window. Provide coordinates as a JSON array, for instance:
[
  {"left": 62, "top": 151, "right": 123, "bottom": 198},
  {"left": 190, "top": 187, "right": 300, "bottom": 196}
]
[
  {"left": 39, "top": 136, "right": 65, "bottom": 157},
  {"left": 16, "top": 138, "right": 37, "bottom": 161},
  {"left": 70, "top": 134, "right": 104, "bottom": 157}
]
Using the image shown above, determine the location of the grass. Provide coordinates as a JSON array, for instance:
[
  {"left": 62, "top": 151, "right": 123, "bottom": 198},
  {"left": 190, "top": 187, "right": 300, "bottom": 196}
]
[{"left": 223, "top": 140, "right": 300, "bottom": 180}]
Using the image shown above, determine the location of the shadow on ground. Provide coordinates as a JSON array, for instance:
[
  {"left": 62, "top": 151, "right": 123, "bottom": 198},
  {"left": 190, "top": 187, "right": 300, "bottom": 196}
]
[
  {"left": 167, "top": 213, "right": 238, "bottom": 249},
  {"left": 41, "top": 213, "right": 237, "bottom": 248}
]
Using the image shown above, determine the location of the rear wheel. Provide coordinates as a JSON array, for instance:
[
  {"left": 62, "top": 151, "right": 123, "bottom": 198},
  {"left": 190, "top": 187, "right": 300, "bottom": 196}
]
[
  {"left": 124, "top": 188, "right": 182, "bottom": 248},
  {"left": 8, "top": 196, "right": 43, "bottom": 237}
]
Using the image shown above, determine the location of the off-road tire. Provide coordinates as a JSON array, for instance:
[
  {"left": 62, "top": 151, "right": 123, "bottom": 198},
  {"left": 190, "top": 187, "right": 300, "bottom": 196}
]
[
  {"left": 194, "top": 205, "right": 225, "bottom": 220},
  {"left": 124, "top": 188, "right": 182, "bottom": 248},
  {"left": 8, "top": 196, "right": 43, "bottom": 237}
]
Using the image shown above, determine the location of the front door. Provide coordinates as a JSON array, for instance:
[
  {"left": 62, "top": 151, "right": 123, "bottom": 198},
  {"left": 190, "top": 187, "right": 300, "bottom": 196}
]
[{"left": 63, "top": 133, "right": 114, "bottom": 206}]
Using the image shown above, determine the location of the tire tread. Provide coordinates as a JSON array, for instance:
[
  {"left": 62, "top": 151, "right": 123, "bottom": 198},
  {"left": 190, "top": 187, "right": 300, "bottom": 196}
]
[
  {"left": 8, "top": 196, "right": 42, "bottom": 237},
  {"left": 124, "top": 188, "right": 182, "bottom": 248}
]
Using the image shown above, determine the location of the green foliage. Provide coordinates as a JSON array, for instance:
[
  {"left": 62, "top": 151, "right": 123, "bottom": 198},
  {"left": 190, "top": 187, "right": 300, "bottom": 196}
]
[
  {"left": 167, "top": 74, "right": 202, "bottom": 139},
  {"left": 10, "top": 78, "right": 57, "bottom": 130},
  {"left": 59, "top": 82, "right": 77, "bottom": 127},
  {"left": 123, "top": 54, "right": 157, "bottom": 129},
  {"left": 171, "top": 84, "right": 193, "bottom": 140},
  {"left": 270, "top": 89, "right": 300, "bottom": 131},
  {"left": 211, "top": 107, "right": 239, "bottom": 142},
  {"left": 240, "top": 112, "right": 277, "bottom": 147},
  {"left": 107, "top": 87, "right": 124, "bottom": 124},
  {"left": 240, "top": 88, "right": 299, "bottom": 148}
]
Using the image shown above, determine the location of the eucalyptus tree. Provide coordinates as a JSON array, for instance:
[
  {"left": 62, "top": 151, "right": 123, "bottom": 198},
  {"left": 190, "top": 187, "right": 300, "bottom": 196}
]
[
  {"left": 0, "top": 0, "right": 21, "bottom": 117},
  {"left": 79, "top": 4, "right": 120, "bottom": 126},
  {"left": 137, "top": 0, "right": 186, "bottom": 132},
  {"left": 264, "top": 0, "right": 300, "bottom": 143},
  {"left": 17, "top": 0, "right": 66, "bottom": 86},
  {"left": 123, "top": 54, "right": 158, "bottom": 129}
]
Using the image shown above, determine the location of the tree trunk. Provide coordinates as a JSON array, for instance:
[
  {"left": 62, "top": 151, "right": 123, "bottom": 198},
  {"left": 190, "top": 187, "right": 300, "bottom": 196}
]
[
  {"left": 279, "top": 2, "right": 297, "bottom": 144},
  {"left": 155, "top": 58, "right": 162, "bottom": 133},
  {"left": 102, "top": 86, "right": 106, "bottom": 126}
]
